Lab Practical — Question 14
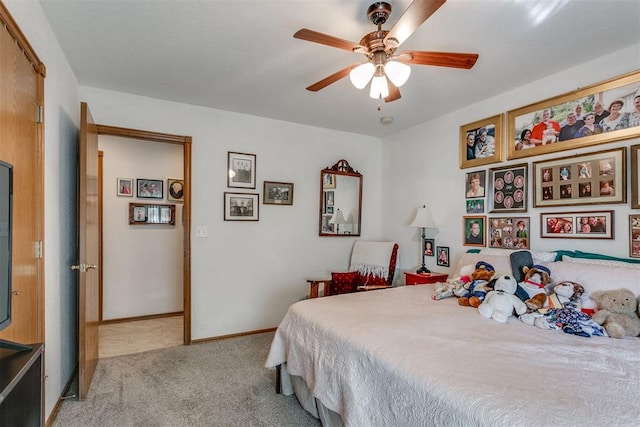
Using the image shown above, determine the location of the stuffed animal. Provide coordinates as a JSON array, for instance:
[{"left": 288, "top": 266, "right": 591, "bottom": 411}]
[
  {"left": 591, "top": 288, "right": 640, "bottom": 339},
  {"left": 519, "top": 264, "right": 553, "bottom": 310},
  {"left": 520, "top": 281, "right": 607, "bottom": 338},
  {"left": 454, "top": 261, "right": 495, "bottom": 307},
  {"left": 431, "top": 264, "right": 473, "bottom": 301},
  {"left": 478, "top": 274, "right": 527, "bottom": 323}
]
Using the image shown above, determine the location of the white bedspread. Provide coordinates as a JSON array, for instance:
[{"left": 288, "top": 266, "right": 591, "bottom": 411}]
[{"left": 265, "top": 286, "right": 640, "bottom": 427}]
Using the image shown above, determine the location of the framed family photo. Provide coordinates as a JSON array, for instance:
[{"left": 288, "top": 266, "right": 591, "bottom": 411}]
[
  {"left": 227, "top": 151, "right": 256, "bottom": 189},
  {"left": 532, "top": 147, "right": 625, "bottom": 208},
  {"left": 463, "top": 215, "right": 486, "bottom": 247},
  {"left": 540, "top": 210, "right": 613, "bottom": 239},
  {"left": 167, "top": 178, "right": 184, "bottom": 202},
  {"left": 424, "top": 238, "right": 435, "bottom": 257},
  {"left": 459, "top": 114, "right": 504, "bottom": 169},
  {"left": 436, "top": 246, "right": 450, "bottom": 267},
  {"left": 263, "top": 181, "right": 294, "bottom": 205},
  {"left": 629, "top": 215, "right": 640, "bottom": 258},
  {"left": 117, "top": 177, "right": 133, "bottom": 197},
  {"left": 631, "top": 144, "right": 640, "bottom": 208},
  {"left": 224, "top": 192, "right": 259, "bottom": 221},
  {"left": 488, "top": 217, "right": 530, "bottom": 250},
  {"left": 508, "top": 70, "right": 640, "bottom": 160},
  {"left": 465, "top": 170, "right": 486, "bottom": 199},
  {"left": 488, "top": 163, "right": 528, "bottom": 213},
  {"left": 136, "top": 178, "right": 163, "bottom": 199}
]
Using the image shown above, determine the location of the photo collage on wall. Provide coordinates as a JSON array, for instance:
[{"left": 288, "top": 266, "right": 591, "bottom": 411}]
[
  {"left": 488, "top": 217, "right": 530, "bottom": 249},
  {"left": 539, "top": 156, "right": 615, "bottom": 202}
]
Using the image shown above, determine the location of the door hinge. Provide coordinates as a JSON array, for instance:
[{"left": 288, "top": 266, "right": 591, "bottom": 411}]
[
  {"left": 34, "top": 241, "right": 43, "bottom": 259},
  {"left": 36, "top": 105, "right": 44, "bottom": 123}
]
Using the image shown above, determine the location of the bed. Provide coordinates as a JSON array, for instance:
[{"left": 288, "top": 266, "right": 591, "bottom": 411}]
[{"left": 265, "top": 250, "right": 640, "bottom": 426}]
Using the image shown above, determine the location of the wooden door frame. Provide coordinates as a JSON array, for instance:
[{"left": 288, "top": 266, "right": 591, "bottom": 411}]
[{"left": 95, "top": 124, "right": 192, "bottom": 344}]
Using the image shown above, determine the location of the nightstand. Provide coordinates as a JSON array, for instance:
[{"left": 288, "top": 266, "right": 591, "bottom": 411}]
[{"left": 404, "top": 272, "right": 448, "bottom": 285}]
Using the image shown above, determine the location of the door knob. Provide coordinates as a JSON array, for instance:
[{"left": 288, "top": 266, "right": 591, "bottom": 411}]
[
  {"left": 86, "top": 264, "right": 97, "bottom": 270},
  {"left": 71, "top": 264, "right": 81, "bottom": 270}
]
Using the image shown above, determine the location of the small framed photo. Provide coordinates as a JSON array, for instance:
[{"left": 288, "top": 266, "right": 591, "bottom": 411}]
[
  {"left": 629, "top": 215, "right": 640, "bottom": 258},
  {"left": 465, "top": 170, "right": 486, "bottom": 199},
  {"left": 631, "top": 144, "right": 640, "bottom": 208},
  {"left": 436, "top": 246, "right": 450, "bottom": 267},
  {"left": 424, "top": 238, "right": 435, "bottom": 257},
  {"left": 117, "top": 177, "right": 133, "bottom": 197},
  {"left": 227, "top": 151, "right": 256, "bottom": 189},
  {"left": 489, "top": 163, "right": 528, "bottom": 213},
  {"left": 533, "top": 147, "right": 626, "bottom": 208},
  {"left": 488, "top": 217, "right": 530, "bottom": 249},
  {"left": 459, "top": 114, "right": 504, "bottom": 169},
  {"left": 264, "top": 181, "right": 294, "bottom": 205},
  {"left": 167, "top": 178, "right": 184, "bottom": 202},
  {"left": 132, "top": 205, "right": 146, "bottom": 222},
  {"left": 224, "top": 192, "right": 259, "bottom": 221},
  {"left": 323, "top": 173, "right": 336, "bottom": 189},
  {"left": 540, "top": 210, "right": 614, "bottom": 239},
  {"left": 466, "top": 199, "right": 484, "bottom": 214},
  {"left": 463, "top": 215, "right": 486, "bottom": 247},
  {"left": 137, "top": 179, "right": 163, "bottom": 199}
]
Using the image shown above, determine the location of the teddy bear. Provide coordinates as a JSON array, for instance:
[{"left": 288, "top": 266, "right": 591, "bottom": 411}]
[
  {"left": 431, "top": 264, "right": 473, "bottom": 301},
  {"left": 454, "top": 261, "right": 495, "bottom": 307},
  {"left": 478, "top": 274, "right": 527, "bottom": 323},
  {"left": 590, "top": 288, "right": 640, "bottom": 339},
  {"left": 520, "top": 281, "right": 607, "bottom": 338},
  {"left": 518, "top": 264, "right": 553, "bottom": 310}
]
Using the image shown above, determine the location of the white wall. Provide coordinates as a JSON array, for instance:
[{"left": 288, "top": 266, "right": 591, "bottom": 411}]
[
  {"left": 80, "top": 86, "right": 383, "bottom": 339},
  {"left": 99, "top": 136, "right": 184, "bottom": 319},
  {"left": 382, "top": 44, "right": 640, "bottom": 276}
]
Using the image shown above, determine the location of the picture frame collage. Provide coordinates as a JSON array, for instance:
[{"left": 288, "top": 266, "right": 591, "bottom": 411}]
[
  {"left": 458, "top": 70, "right": 640, "bottom": 255},
  {"left": 118, "top": 177, "right": 183, "bottom": 226}
]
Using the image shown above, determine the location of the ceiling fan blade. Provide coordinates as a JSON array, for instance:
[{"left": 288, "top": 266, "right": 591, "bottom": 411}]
[
  {"left": 396, "top": 51, "right": 478, "bottom": 69},
  {"left": 385, "top": 80, "right": 401, "bottom": 103},
  {"left": 306, "top": 64, "right": 359, "bottom": 92},
  {"left": 294, "top": 28, "right": 366, "bottom": 53},
  {"left": 384, "top": 0, "right": 446, "bottom": 47}
]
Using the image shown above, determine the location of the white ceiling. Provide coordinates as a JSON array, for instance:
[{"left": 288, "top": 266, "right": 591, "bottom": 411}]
[{"left": 39, "top": 0, "right": 640, "bottom": 138}]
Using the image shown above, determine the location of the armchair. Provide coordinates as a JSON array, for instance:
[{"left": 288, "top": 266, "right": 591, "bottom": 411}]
[{"left": 327, "top": 241, "right": 399, "bottom": 296}]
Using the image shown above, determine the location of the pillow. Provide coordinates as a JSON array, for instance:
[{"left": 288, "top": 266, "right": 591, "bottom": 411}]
[
  {"left": 574, "top": 250, "right": 640, "bottom": 265},
  {"left": 547, "top": 261, "right": 640, "bottom": 295},
  {"left": 561, "top": 255, "right": 640, "bottom": 269},
  {"left": 478, "top": 248, "right": 557, "bottom": 264},
  {"left": 452, "top": 252, "right": 513, "bottom": 278},
  {"left": 330, "top": 272, "right": 358, "bottom": 295}
]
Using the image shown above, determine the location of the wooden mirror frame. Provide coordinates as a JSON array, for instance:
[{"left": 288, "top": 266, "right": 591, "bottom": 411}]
[{"left": 319, "top": 159, "right": 363, "bottom": 237}]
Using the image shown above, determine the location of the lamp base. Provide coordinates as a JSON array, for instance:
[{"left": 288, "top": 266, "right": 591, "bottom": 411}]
[{"left": 416, "top": 266, "right": 431, "bottom": 274}]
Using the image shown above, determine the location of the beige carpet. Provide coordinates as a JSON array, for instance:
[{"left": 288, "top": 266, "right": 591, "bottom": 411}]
[{"left": 52, "top": 332, "right": 320, "bottom": 427}]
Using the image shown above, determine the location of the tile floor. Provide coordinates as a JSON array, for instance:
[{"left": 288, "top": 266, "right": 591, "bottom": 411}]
[{"left": 99, "top": 315, "right": 183, "bottom": 358}]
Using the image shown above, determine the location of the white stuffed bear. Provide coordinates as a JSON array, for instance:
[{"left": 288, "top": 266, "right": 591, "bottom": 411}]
[{"left": 478, "top": 274, "right": 527, "bottom": 323}]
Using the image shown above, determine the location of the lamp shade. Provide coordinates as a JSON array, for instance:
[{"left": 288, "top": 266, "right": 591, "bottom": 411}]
[
  {"left": 369, "top": 75, "right": 389, "bottom": 99},
  {"left": 409, "top": 205, "right": 437, "bottom": 228},
  {"left": 349, "top": 63, "right": 375, "bottom": 89},
  {"left": 329, "top": 208, "right": 347, "bottom": 225},
  {"left": 384, "top": 61, "right": 411, "bottom": 87}
]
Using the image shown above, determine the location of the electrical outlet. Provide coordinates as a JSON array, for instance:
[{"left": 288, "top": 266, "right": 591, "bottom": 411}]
[{"left": 195, "top": 226, "right": 208, "bottom": 237}]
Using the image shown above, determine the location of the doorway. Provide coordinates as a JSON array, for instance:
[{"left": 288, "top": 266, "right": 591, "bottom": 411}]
[{"left": 96, "top": 124, "right": 192, "bottom": 346}]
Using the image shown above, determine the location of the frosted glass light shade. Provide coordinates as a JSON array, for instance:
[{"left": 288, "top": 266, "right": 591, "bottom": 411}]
[
  {"left": 409, "top": 205, "right": 437, "bottom": 228},
  {"left": 385, "top": 61, "right": 411, "bottom": 87},
  {"left": 349, "top": 63, "right": 375, "bottom": 89},
  {"left": 369, "top": 75, "right": 389, "bottom": 99}
]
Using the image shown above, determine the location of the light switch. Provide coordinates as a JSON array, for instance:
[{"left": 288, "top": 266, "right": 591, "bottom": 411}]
[{"left": 195, "top": 226, "right": 208, "bottom": 237}]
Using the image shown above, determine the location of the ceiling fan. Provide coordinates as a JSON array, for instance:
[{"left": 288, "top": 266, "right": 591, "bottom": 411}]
[{"left": 294, "top": 0, "right": 478, "bottom": 103}]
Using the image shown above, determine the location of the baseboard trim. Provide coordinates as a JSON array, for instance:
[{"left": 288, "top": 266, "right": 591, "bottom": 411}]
[
  {"left": 46, "top": 367, "right": 78, "bottom": 427},
  {"left": 101, "top": 311, "right": 183, "bottom": 325},
  {"left": 191, "top": 327, "right": 276, "bottom": 344}
]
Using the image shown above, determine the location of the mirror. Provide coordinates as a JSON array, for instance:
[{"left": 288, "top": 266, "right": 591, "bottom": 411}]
[{"left": 319, "top": 159, "right": 362, "bottom": 236}]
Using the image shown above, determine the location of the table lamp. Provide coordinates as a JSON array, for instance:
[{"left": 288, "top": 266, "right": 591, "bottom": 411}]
[
  {"left": 329, "top": 208, "right": 347, "bottom": 234},
  {"left": 409, "top": 205, "right": 437, "bottom": 274}
]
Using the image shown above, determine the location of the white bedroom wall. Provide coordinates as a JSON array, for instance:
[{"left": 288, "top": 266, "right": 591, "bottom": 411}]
[
  {"left": 99, "top": 136, "right": 184, "bottom": 319},
  {"left": 382, "top": 43, "right": 640, "bottom": 275},
  {"left": 79, "top": 86, "right": 383, "bottom": 339}
]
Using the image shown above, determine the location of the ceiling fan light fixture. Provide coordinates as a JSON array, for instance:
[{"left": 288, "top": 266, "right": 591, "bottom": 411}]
[
  {"left": 369, "top": 75, "right": 389, "bottom": 99},
  {"left": 349, "top": 62, "right": 375, "bottom": 89},
  {"left": 385, "top": 60, "right": 411, "bottom": 87}
]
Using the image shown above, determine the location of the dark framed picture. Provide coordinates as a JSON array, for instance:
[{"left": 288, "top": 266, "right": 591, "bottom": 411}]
[
  {"left": 423, "top": 238, "right": 435, "bottom": 257},
  {"left": 463, "top": 215, "right": 486, "bottom": 247},
  {"left": 629, "top": 215, "right": 640, "bottom": 258},
  {"left": 436, "top": 246, "right": 450, "bottom": 267},
  {"left": 532, "top": 147, "right": 625, "bottom": 208},
  {"left": 128, "top": 202, "right": 175, "bottom": 225},
  {"left": 263, "top": 181, "right": 294, "bottom": 205},
  {"left": 466, "top": 198, "right": 484, "bottom": 214},
  {"left": 488, "top": 217, "right": 530, "bottom": 250},
  {"left": 136, "top": 179, "right": 163, "bottom": 199},
  {"left": 224, "top": 192, "right": 259, "bottom": 221},
  {"left": 465, "top": 170, "right": 486, "bottom": 199},
  {"left": 227, "top": 151, "right": 256, "bottom": 189},
  {"left": 631, "top": 144, "right": 640, "bottom": 208},
  {"left": 167, "top": 178, "right": 184, "bottom": 202},
  {"left": 459, "top": 114, "right": 504, "bottom": 169},
  {"left": 508, "top": 70, "right": 640, "bottom": 160},
  {"left": 117, "top": 177, "right": 133, "bottom": 197},
  {"left": 540, "top": 211, "right": 613, "bottom": 239},
  {"left": 488, "top": 163, "right": 527, "bottom": 213}
]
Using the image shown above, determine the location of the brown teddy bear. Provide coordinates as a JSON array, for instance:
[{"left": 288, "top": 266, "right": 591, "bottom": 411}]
[
  {"left": 519, "top": 265, "right": 553, "bottom": 310},
  {"left": 591, "top": 288, "right": 640, "bottom": 339},
  {"left": 454, "top": 261, "right": 495, "bottom": 308}
]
